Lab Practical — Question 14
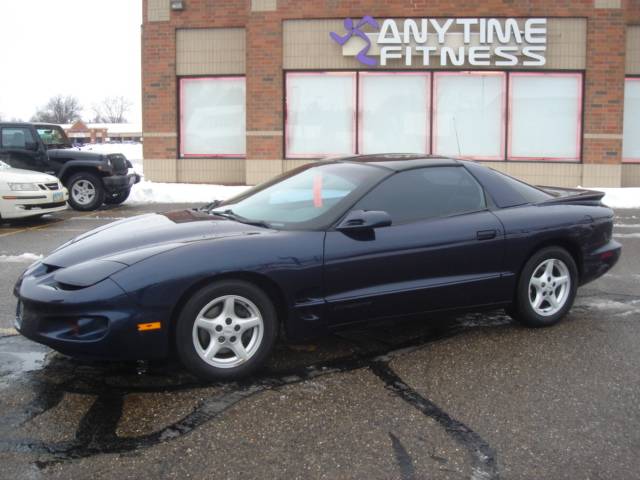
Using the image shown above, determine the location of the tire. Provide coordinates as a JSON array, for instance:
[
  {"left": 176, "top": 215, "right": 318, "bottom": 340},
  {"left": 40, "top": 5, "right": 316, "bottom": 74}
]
[
  {"left": 104, "top": 188, "right": 131, "bottom": 205},
  {"left": 66, "top": 172, "right": 105, "bottom": 211},
  {"left": 175, "top": 280, "right": 278, "bottom": 381},
  {"left": 511, "top": 246, "right": 578, "bottom": 328}
]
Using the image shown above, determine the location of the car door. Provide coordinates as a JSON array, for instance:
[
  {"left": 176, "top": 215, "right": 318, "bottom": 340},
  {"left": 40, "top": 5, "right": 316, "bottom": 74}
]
[
  {"left": 323, "top": 165, "right": 507, "bottom": 326},
  {"left": 0, "top": 127, "right": 44, "bottom": 171}
]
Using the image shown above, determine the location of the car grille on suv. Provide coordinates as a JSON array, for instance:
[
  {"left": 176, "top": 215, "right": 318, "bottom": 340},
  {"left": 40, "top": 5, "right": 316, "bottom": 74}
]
[{"left": 108, "top": 154, "right": 128, "bottom": 174}]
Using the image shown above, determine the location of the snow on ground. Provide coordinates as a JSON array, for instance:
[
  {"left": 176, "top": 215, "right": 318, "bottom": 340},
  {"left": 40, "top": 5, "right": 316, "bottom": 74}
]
[
  {"left": 76, "top": 143, "right": 640, "bottom": 208},
  {"left": 128, "top": 181, "right": 249, "bottom": 204},
  {"left": 78, "top": 143, "right": 248, "bottom": 204},
  {"left": 593, "top": 188, "right": 640, "bottom": 210},
  {"left": 0, "top": 253, "right": 43, "bottom": 263}
]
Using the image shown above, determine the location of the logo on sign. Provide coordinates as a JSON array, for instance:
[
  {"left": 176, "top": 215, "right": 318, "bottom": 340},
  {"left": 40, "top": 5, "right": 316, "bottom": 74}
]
[{"left": 330, "top": 16, "right": 380, "bottom": 66}]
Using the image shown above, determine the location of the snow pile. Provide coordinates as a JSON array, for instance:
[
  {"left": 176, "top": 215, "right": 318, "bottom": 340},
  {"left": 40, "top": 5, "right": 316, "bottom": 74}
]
[
  {"left": 0, "top": 253, "right": 43, "bottom": 263},
  {"left": 128, "top": 180, "right": 249, "bottom": 204},
  {"left": 74, "top": 142, "right": 249, "bottom": 204},
  {"left": 594, "top": 188, "right": 640, "bottom": 209}
]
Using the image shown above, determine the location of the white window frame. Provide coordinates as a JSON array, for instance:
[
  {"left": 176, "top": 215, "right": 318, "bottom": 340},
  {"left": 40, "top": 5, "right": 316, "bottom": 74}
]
[
  {"left": 285, "top": 72, "right": 357, "bottom": 159},
  {"left": 358, "top": 71, "right": 431, "bottom": 155},
  {"left": 623, "top": 77, "right": 640, "bottom": 163},
  {"left": 433, "top": 71, "right": 506, "bottom": 161},
  {"left": 507, "top": 72, "right": 583, "bottom": 162},
  {"left": 179, "top": 76, "right": 246, "bottom": 158}
]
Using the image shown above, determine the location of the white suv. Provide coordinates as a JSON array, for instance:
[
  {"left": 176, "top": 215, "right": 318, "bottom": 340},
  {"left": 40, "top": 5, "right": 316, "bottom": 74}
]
[{"left": 0, "top": 160, "right": 68, "bottom": 220}]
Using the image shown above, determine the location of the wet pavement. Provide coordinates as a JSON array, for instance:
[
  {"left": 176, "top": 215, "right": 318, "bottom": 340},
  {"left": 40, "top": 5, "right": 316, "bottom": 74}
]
[{"left": 0, "top": 205, "right": 639, "bottom": 479}]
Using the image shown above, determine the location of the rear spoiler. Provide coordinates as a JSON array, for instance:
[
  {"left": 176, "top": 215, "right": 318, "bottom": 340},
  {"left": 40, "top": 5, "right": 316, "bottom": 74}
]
[{"left": 537, "top": 186, "right": 606, "bottom": 206}]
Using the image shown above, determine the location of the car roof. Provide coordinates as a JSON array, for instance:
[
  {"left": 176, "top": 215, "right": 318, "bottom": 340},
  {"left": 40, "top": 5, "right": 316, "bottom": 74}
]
[
  {"left": 332, "top": 153, "right": 464, "bottom": 171},
  {"left": 0, "top": 122, "right": 61, "bottom": 128}
]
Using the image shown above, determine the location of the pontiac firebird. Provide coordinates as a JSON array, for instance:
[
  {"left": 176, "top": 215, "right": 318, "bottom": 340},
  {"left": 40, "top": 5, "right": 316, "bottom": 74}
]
[{"left": 14, "top": 155, "right": 621, "bottom": 380}]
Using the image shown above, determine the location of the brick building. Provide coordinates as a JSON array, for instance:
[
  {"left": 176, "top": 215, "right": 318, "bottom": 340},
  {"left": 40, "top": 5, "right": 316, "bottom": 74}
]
[
  {"left": 142, "top": 0, "right": 640, "bottom": 187},
  {"left": 62, "top": 121, "right": 143, "bottom": 144}
]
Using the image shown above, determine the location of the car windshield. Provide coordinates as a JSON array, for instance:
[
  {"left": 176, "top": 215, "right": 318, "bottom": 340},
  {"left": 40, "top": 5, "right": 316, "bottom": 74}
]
[
  {"left": 36, "top": 126, "right": 70, "bottom": 148},
  {"left": 215, "top": 162, "right": 389, "bottom": 230}
]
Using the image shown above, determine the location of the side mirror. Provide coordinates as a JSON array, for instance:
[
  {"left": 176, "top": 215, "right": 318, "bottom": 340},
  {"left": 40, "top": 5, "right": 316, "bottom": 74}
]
[{"left": 336, "top": 209, "right": 392, "bottom": 231}]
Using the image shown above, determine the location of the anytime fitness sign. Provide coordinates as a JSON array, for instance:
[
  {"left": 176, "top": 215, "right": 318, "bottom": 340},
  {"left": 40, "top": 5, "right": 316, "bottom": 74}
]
[{"left": 330, "top": 17, "right": 547, "bottom": 67}]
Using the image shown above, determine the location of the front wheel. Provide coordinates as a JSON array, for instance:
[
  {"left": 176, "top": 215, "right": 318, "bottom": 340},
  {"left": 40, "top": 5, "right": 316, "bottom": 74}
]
[
  {"left": 510, "top": 247, "right": 578, "bottom": 328},
  {"left": 66, "top": 172, "right": 105, "bottom": 211},
  {"left": 104, "top": 188, "right": 131, "bottom": 205},
  {"left": 175, "top": 280, "right": 278, "bottom": 381}
]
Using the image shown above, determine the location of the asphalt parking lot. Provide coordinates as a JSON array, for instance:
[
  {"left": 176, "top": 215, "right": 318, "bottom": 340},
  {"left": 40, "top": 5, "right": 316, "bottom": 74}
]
[{"left": 0, "top": 204, "right": 639, "bottom": 480}]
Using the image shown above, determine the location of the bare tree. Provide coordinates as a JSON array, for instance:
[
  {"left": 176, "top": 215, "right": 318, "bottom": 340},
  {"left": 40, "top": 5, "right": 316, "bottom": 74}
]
[
  {"left": 92, "top": 96, "right": 133, "bottom": 123},
  {"left": 31, "top": 95, "right": 82, "bottom": 124}
]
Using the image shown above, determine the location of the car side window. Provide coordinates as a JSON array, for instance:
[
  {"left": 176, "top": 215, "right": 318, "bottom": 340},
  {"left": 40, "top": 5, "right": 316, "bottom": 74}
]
[
  {"left": 355, "top": 166, "right": 487, "bottom": 224},
  {"left": 1, "top": 128, "right": 35, "bottom": 149}
]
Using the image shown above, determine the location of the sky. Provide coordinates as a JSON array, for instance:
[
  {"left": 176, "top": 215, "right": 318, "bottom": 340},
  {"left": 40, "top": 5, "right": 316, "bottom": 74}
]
[{"left": 0, "top": 0, "right": 142, "bottom": 124}]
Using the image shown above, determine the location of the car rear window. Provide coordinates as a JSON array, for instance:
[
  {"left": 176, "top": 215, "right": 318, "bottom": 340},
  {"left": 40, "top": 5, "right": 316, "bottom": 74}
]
[
  {"left": 490, "top": 170, "right": 553, "bottom": 204},
  {"left": 463, "top": 162, "right": 553, "bottom": 207}
]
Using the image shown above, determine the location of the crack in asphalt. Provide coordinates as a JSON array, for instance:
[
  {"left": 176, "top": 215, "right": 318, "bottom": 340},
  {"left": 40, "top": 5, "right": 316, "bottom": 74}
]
[
  {"left": 0, "top": 313, "right": 507, "bottom": 479},
  {"left": 389, "top": 432, "right": 417, "bottom": 480},
  {"left": 371, "top": 361, "right": 499, "bottom": 480}
]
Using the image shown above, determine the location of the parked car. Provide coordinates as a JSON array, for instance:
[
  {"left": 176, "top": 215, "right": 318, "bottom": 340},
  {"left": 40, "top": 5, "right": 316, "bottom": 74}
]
[
  {"left": 14, "top": 155, "right": 621, "bottom": 380},
  {"left": 0, "top": 123, "right": 140, "bottom": 211},
  {"left": 0, "top": 160, "right": 68, "bottom": 220}
]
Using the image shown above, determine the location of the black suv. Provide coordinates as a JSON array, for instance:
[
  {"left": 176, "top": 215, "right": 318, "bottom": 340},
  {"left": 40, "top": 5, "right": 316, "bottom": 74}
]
[{"left": 0, "top": 123, "right": 140, "bottom": 211}]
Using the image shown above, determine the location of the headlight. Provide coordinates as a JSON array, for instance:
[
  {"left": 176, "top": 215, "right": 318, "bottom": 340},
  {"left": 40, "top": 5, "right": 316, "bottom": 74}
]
[
  {"left": 9, "top": 183, "right": 39, "bottom": 191},
  {"left": 53, "top": 260, "right": 127, "bottom": 288}
]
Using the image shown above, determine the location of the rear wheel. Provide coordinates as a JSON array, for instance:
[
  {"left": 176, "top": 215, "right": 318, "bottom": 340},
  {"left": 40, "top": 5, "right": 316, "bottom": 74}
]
[
  {"left": 510, "top": 247, "right": 578, "bottom": 327},
  {"left": 175, "top": 280, "right": 278, "bottom": 381},
  {"left": 67, "top": 172, "right": 105, "bottom": 211},
  {"left": 105, "top": 188, "right": 131, "bottom": 205}
]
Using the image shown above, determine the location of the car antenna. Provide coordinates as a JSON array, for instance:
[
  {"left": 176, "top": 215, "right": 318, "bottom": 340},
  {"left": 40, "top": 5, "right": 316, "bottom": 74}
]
[{"left": 452, "top": 116, "right": 462, "bottom": 157}]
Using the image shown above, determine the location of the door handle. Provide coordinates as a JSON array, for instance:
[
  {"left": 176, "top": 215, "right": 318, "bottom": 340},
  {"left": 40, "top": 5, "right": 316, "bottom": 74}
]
[{"left": 477, "top": 229, "right": 497, "bottom": 240}]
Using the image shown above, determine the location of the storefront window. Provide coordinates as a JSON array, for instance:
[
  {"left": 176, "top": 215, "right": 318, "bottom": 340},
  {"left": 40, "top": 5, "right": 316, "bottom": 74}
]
[
  {"left": 284, "top": 70, "right": 583, "bottom": 162},
  {"left": 358, "top": 72, "right": 430, "bottom": 154},
  {"left": 433, "top": 72, "right": 506, "bottom": 160},
  {"left": 508, "top": 73, "right": 582, "bottom": 161},
  {"left": 180, "top": 77, "right": 246, "bottom": 157},
  {"left": 286, "top": 72, "right": 356, "bottom": 158},
  {"left": 623, "top": 78, "right": 640, "bottom": 162}
]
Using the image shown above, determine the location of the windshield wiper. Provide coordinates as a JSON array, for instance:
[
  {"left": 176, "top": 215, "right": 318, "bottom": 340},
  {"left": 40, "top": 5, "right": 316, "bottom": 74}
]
[
  {"left": 200, "top": 199, "right": 222, "bottom": 213},
  {"left": 210, "top": 209, "right": 272, "bottom": 229}
]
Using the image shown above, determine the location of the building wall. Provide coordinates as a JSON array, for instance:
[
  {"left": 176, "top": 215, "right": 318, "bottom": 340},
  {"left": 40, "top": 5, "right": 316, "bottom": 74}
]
[{"left": 142, "top": 0, "right": 640, "bottom": 187}]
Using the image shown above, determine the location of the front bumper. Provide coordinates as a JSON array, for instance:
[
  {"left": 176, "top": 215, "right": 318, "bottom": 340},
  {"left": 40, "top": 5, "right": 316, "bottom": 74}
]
[
  {"left": 580, "top": 239, "right": 622, "bottom": 285},
  {"left": 1, "top": 188, "right": 68, "bottom": 219},
  {"left": 14, "top": 263, "right": 167, "bottom": 361},
  {"left": 103, "top": 173, "right": 140, "bottom": 193}
]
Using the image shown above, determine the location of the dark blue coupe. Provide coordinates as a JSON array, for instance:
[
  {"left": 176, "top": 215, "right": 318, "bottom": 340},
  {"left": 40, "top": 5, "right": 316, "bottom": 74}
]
[{"left": 14, "top": 155, "right": 621, "bottom": 379}]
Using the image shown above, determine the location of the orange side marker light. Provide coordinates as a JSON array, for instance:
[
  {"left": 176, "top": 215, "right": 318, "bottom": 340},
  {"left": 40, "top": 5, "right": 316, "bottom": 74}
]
[{"left": 138, "top": 322, "right": 162, "bottom": 332}]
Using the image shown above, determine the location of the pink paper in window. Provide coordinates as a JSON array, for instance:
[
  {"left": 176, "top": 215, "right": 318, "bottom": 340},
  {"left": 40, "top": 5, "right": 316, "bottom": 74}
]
[{"left": 313, "top": 173, "right": 323, "bottom": 208}]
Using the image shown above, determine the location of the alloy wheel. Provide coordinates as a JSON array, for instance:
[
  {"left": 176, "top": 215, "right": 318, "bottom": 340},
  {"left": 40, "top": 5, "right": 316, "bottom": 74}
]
[
  {"left": 71, "top": 180, "right": 96, "bottom": 206},
  {"left": 192, "top": 295, "right": 264, "bottom": 369},
  {"left": 528, "top": 258, "right": 571, "bottom": 316}
]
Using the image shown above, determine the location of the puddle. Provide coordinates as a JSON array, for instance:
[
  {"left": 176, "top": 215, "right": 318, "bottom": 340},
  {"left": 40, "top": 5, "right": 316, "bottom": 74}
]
[{"left": 0, "top": 336, "right": 49, "bottom": 384}]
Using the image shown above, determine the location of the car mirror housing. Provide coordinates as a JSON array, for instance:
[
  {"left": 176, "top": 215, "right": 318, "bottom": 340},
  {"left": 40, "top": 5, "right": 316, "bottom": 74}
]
[{"left": 336, "top": 209, "right": 392, "bottom": 231}]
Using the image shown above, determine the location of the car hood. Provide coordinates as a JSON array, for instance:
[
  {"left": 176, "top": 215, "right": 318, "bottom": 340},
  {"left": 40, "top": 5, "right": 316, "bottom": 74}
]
[
  {"left": 47, "top": 148, "right": 105, "bottom": 161},
  {"left": 44, "top": 209, "right": 267, "bottom": 268},
  {"left": 0, "top": 167, "right": 59, "bottom": 184}
]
